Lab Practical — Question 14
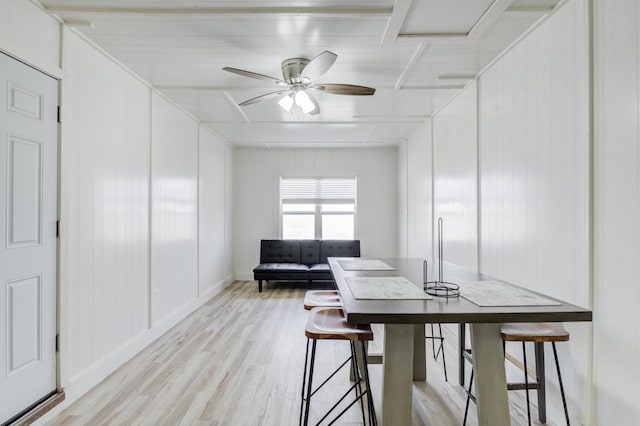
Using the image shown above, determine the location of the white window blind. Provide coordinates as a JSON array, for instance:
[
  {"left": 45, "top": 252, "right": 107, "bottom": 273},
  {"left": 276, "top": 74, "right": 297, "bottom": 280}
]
[{"left": 280, "top": 178, "right": 356, "bottom": 203}]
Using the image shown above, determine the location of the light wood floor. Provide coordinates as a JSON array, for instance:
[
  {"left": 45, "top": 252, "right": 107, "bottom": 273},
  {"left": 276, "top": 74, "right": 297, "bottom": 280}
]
[{"left": 48, "top": 281, "right": 557, "bottom": 426}]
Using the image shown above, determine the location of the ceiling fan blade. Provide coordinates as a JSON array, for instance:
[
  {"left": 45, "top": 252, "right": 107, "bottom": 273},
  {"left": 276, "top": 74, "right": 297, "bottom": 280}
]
[
  {"left": 300, "top": 51, "right": 337, "bottom": 82},
  {"left": 223, "top": 67, "right": 287, "bottom": 85},
  {"left": 312, "top": 84, "right": 376, "bottom": 96},
  {"left": 239, "top": 90, "right": 289, "bottom": 106}
]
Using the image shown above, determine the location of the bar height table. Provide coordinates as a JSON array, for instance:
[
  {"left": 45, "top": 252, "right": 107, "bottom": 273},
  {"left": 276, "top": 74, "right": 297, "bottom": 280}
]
[{"left": 328, "top": 258, "right": 592, "bottom": 426}]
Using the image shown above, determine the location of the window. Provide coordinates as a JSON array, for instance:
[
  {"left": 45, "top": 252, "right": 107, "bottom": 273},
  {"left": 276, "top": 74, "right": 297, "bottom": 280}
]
[{"left": 280, "top": 177, "right": 356, "bottom": 240}]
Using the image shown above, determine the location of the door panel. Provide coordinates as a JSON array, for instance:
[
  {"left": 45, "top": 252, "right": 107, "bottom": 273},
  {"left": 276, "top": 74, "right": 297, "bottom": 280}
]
[{"left": 0, "top": 52, "right": 57, "bottom": 424}]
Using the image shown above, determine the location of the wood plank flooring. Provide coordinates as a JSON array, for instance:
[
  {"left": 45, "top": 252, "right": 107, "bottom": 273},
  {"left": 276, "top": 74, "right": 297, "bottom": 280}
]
[{"left": 48, "top": 281, "right": 557, "bottom": 426}]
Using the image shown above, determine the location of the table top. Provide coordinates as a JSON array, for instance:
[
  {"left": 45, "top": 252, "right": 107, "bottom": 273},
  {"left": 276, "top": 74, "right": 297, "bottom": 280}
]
[{"left": 328, "top": 258, "right": 593, "bottom": 325}]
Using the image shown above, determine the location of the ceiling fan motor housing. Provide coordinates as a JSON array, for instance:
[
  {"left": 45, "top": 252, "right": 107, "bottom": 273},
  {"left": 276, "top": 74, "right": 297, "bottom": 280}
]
[{"left": 281, "top": 58, "right": 310, "bottom": 83}]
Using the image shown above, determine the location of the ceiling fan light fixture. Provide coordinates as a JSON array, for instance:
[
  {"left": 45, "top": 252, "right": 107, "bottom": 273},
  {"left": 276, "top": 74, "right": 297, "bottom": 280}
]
[
  {"left": 278, "top": 94, "right": 294, "bottom": 112},
  {"left": 295, "top": 90, "right": 315, "bottom": 114}
]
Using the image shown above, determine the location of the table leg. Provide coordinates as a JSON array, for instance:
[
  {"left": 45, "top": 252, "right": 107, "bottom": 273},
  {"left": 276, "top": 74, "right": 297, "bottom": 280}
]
[
  {"left": 382, "top": 324, "right": 414, "bottom": 426},
  {"left": 413, "top": 324, "right": 426, "bottom": 381},
  {"left": 470, "top": 323, "right": 510, "bottom": 426}
]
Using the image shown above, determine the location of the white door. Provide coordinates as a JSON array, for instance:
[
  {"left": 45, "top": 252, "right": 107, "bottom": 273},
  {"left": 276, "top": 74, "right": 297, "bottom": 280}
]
[{"left": 0, "top": 52, "right": 58, "bottom": 424}]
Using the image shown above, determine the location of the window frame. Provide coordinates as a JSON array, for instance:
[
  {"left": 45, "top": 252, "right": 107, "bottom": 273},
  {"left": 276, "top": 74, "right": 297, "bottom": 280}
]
[{"left": 279, "top": 177, "right": 357, "bottom": 240}]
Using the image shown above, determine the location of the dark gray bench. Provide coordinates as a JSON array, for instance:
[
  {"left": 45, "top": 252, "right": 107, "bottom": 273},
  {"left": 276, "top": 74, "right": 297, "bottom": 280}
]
[{"left": 253, "top": 239, "right": 360, "bottom": 292}]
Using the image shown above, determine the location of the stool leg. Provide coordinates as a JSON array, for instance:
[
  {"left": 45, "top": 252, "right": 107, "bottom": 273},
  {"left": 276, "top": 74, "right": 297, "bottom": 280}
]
[
  {"left": 534, "top": 341, "right": 546, "bottom": 423},
  {"left": 463, "top": 369, "right": 474, "bottom": 426},
  {"left": 361, "top": 341, "right": 377, "bottom": 426},
  {"left": 430, "top": 324, "right": 437, "bottom": 359},
  {"left": 351, "top": 342, "right": 367, "bottom": 424},
  {"left": 439, "top": 324, "right": 448, "bottom": 382},
  {"left": 459, "top": 323, "right": 466, "bottom": 387},
  {"left": 552, "top": 342, "right": 571, "bottom": 426},
  {"left": 522, "top": 342, "right": 532, "bottom": 426},
  {"left": 299, "top": 338, "right": 310, "bottom": 425},
  {"left": 303, "top": 340, "right": 317, "bottom": 426}
]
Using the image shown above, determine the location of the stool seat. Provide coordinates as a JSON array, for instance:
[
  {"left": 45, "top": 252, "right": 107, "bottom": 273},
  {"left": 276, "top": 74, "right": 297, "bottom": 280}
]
[
  {"left": 305, "top": 307, "right": 373, "bottom": 341},
  {"left": 303, "top": 290, "right": 341, "bottom": 310},
  {"left": 501, "top": 322, "right": 570, "bottom": 342}
]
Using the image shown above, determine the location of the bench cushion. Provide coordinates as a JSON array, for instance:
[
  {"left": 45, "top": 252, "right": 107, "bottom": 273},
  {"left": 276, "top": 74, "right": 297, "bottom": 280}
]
[
  {"left": 260, "top": 240, "right": 301, "bottom": 263},
  {"left": 253, "top": 263, "right": 309, "bottom": 280},
  {"left": 308, "top": 263, "right": 332, "bottom": 280}
]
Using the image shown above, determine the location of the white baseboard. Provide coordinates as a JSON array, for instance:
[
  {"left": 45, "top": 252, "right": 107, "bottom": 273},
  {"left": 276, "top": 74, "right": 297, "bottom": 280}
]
[
  {"left": 34, "top": 274, "right": 235, "bottom": 425},
  {"left": 235, "top": 271, "right": 254, "bottom": 281}
]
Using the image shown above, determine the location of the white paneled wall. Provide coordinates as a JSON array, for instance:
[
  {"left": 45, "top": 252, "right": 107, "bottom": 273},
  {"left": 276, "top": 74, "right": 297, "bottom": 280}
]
[
  {"left": 433, "top": 84, "right": 478, "bottom": 270},
  {"left": 233, "top": 147, "right": 398, "bottom": 279},
  {"left": 477, "top": 0, "right": 590, "bottom": 422},
  {"left": 406, "top": 122, "right": 433, "bottom": 260},
  {"left": 150, "top": 93, "right": 199, "bottom": 324},
  {"left": 198, "top": 125, "right": 232, "bottom": 295},
  {"left": 50, "top": 27, "right": 233, "bottom": 418},
  {"left": 398, "top": 140, "right": 408, "bottom": 257},
  {"left": 0, "top": 0, "right": 60, "bottom": 76},
  {"left": 593, "top": 0, "right": 640, "bottom": 424},
  {"left": 478, "top": 0, "right": 589, "bottom": 306},
  {"left": 60, "top": 30, "right": 151, "bottom": 382}
]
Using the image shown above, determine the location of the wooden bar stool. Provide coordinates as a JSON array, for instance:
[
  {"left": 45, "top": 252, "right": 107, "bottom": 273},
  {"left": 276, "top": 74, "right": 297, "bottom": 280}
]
[
  {"left": 463, "top": 323, "right": 571, "bottom": 426},
  {"left": 300, "top": 307, "right": 377, "bottom": 426},
  {"left": 303, "top": 290, "right": 342, "bottom": 310}
]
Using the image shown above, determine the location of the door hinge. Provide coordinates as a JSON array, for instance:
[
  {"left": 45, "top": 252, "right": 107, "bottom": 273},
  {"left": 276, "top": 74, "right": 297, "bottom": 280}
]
[
  {"left": 55, "top": 334, "right": 60, "bottom": 353},
  {"left": 56, "top": 220, "right": 60, "bottom": 238},
  {"left": 57, "top": 106, "right": 61, "bottom": 123}
]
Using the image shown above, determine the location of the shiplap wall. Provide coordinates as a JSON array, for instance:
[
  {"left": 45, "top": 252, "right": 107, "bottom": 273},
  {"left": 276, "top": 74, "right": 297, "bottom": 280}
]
[
  {"left": 233, "top": 147, "right": 398, "bottom": 279},
  {"left": 433, "top": 83, "right": 478, "bottom": 270},
  {"left": 61, "top": 29, "right": 152, "bottom": 384},
  {"left": 593, "top": 0, "right": 640, "bottom": 423},
  {"left": 0, "top": 0, "right": 60, "bottom": 76},
  {"left": 198, "top": 126, "right": 233, "bottom": 294},
  {"left": 150, "top": 93, "right": 199, "bottom": 324},
  {"left": 50, "top": 27, "right": 233, "bottom": 415},
  {"left": 406, "top": 122, "right": 433, "bottom": 260},
  {"left": 477, "top": 0, "right": 590, "bottom": 422},
  {"left": 398, "top": 140, "right": 408, "bottom": 257}
]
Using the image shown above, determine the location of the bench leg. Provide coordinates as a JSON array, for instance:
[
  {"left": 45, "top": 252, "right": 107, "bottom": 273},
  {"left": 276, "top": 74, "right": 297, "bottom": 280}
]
[{"left": 258, "top": 280, "right": 263, "bottom": 292}]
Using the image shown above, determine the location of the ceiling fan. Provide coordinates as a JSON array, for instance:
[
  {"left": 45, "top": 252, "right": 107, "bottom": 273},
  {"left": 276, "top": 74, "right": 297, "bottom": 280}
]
[{"left": 223, "top": 51, "right": 376, "bottom": 116}]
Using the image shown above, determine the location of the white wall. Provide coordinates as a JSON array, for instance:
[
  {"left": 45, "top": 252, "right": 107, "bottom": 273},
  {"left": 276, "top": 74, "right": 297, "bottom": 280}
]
[
  {"left": 0, "top": 0, "right": 61, "bottom": 77},
  {"left": 405, "top": 122, "right": 433, "bottom": 260},
  {"left": 433, "top": 84, "right": 478, "bottom": 270},
  {"left": 150, "top": 93, "right": 200, "bottom": 323},
  {"left": 398, "top": 140, "right": 408, "bottom": 257},
  {"left": 233, "top": 147, "right": 398, "bottom": 279},
  {"left": 593, "top": 0, "right": 640, "bottom": 424},
  {"left": 60, "top": 28, "right": 151, "bottom": 388},
  {"left": 50, "top": 27, "right": 234, "bottom": 418},
  {"left": 478, "top": 0, "right": 590, "bottom": 422},
  {"left": 199, "top": 125, "right": 233, "bottom": 295}
]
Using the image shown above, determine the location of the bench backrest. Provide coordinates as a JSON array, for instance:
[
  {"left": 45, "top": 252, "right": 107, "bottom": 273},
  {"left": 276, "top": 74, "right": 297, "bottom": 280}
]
[
  {"left": 260, "top": 239, "right": 360, "bottom": 264},
  {"left": 319, "top": 240, "right": 361, "bottom": 263},
  {"left": 260, "top": 240, "right": 301, "bottom": 263}
]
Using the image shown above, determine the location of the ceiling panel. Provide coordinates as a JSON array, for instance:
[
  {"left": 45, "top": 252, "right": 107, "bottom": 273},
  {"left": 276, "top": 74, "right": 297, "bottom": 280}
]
[
  {"left": 41, "top": 0, "right": 562, "bottom": 146},
  {"left": 402, "top": 0, "right": 494, "bottom": 34}
]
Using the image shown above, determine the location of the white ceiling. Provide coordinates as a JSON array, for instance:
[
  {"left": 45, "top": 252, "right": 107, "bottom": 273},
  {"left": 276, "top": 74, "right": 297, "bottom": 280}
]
[{"left": 41, "top": 0, "right": 561, "bottom": 147}]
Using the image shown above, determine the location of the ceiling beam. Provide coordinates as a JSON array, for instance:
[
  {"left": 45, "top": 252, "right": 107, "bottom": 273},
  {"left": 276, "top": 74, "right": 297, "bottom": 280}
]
[
  {"left": 381, "top": 0, "right": 413, "bottom": 45},
  {"left": 394, "top": 43, "right": 426, "bottom": 89},
  {"left": 467, "top": 0, "right": 514, "bottom": 40},
  {"left": 222, "top": 92, "right": 249, "bottom": 123},
  {"left": 395, "top": 33, "right": 467, "bottom": 43},
  {"left": 44, "top": 5, "right": 392, "bottom": 17}
]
